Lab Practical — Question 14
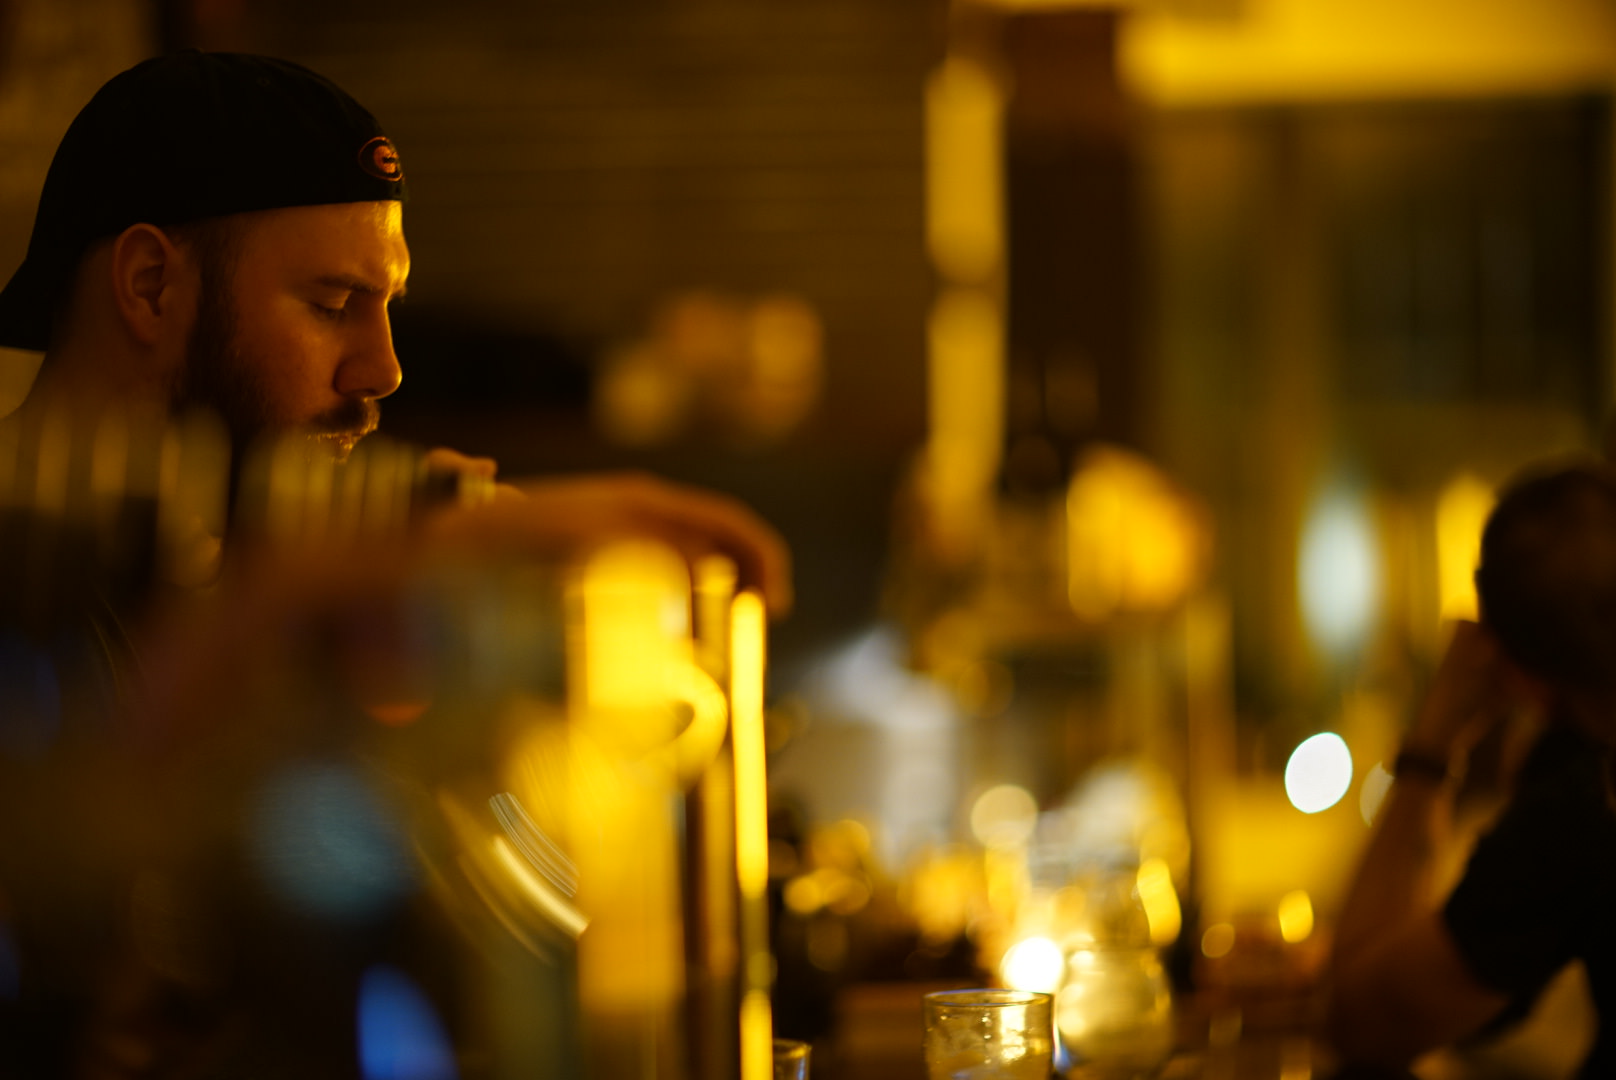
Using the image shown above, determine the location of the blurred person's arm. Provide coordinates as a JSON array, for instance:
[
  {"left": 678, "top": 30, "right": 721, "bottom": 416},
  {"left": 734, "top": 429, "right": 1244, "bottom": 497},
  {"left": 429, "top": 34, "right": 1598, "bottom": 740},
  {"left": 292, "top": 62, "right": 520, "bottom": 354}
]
[
  {"left": 1327, "top": 621, "right": 1515, "bottom": 1066},
  {"left": 419, "top": 451, "right": 792, "bottom": 617}
]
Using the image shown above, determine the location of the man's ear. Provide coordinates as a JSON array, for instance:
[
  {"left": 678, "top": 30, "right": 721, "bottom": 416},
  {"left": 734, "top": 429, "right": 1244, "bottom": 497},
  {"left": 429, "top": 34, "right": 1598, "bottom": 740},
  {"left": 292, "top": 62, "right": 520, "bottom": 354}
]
[{"left": 109, "top": 223, "right": 188, "bottom": 347}]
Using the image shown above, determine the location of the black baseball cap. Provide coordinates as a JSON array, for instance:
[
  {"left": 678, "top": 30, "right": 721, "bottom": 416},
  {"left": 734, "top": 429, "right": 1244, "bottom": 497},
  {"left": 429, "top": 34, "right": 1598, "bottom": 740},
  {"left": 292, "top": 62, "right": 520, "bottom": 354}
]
[{"left": 0, "top": 51, "right": 407, "bottom": 352}]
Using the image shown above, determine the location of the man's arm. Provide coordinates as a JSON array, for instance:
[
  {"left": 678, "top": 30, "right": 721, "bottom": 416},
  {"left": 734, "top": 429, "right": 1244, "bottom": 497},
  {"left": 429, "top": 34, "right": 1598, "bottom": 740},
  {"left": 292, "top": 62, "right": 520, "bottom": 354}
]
[
  {"left": 418, "top": 454, "right": 792, "bottom": 616},
  {"left": 1329, "top": 815, "right": 1509, "bottom": 1065},
  {"left": 1327, "top": 621, "right": 1515, "bottom": 1066}
]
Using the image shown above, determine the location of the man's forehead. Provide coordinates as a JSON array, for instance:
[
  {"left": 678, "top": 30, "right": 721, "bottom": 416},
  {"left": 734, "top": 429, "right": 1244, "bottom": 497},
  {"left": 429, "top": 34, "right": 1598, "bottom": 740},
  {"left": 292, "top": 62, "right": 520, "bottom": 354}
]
[{"left": 233, "top": 201, "right": 409, "bottom": 287}]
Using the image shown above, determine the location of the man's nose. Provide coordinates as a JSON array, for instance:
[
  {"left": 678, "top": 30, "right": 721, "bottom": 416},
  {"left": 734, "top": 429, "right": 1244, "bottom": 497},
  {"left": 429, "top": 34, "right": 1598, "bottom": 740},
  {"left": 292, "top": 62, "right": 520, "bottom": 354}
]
[{"left": 337, "top": 311, "right": 403, "bottom": 400}]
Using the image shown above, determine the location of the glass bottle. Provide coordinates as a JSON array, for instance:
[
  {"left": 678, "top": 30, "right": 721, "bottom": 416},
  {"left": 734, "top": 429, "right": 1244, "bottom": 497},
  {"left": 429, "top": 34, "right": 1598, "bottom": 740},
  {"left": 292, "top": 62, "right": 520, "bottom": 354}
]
[{"left": 1054, "top": 864, "right": 1174, "bottom": 1079}]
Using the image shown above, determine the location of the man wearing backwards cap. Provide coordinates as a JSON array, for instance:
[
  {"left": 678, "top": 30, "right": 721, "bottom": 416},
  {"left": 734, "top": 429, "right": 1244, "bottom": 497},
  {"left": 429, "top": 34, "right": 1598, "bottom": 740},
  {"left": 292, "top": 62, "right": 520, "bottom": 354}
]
[
  {"left": 0, "top": 52, "right": 408, "bottom": 460},
  {"left": 0, "top": 51, "right": 788, "bottom": 1078},
  {"left": 0, "top": 50, "right": 789, "bottom": 607}
]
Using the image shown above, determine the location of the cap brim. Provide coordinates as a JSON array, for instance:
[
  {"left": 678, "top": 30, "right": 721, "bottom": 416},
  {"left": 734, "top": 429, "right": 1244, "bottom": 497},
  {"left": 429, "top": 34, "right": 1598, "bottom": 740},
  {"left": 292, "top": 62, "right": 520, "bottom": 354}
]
[{"left": 0, "top": 253, "right": 66, "bottom": 353}]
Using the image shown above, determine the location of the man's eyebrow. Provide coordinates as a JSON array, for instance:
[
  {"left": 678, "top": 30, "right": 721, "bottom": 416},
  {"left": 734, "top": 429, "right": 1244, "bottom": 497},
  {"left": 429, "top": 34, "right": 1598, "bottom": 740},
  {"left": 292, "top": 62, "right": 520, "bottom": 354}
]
[{"left": 313, "top": 274, "right": 407, "bottom": 300}]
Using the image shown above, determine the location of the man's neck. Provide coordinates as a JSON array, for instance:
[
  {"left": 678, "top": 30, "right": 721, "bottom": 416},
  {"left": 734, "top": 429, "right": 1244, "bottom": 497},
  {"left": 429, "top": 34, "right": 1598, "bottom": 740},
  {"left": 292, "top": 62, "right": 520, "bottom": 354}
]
[{"left": 19, "top": 343, "right": 173, "bottom": 427}]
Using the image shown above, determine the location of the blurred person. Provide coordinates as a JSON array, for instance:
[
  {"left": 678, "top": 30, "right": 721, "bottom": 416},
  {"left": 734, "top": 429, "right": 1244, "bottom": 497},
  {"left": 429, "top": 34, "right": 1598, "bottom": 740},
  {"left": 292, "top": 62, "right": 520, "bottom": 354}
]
[
  {"left": 0, "top": 51, "right": 789, "bottom": 1078},
  {"left": 0, "top": 50, "right": 789, "bottom": 612},
  {"left": 1329, "top": 458, "right": 1616, "bottom": 1077}
]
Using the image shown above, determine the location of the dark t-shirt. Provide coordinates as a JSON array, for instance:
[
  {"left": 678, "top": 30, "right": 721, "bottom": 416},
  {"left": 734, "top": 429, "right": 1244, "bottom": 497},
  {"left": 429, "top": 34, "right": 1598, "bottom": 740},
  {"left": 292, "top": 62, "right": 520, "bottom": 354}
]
[{"left": 1443, "top": 722, "right": 1616, "bottom": 1077}]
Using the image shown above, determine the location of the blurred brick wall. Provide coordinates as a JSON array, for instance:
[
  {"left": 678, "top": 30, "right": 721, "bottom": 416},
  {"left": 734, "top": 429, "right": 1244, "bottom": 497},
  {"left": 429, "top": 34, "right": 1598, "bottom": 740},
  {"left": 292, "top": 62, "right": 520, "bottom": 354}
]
[
  {"left": 252, "top": 0, "right": 939, "bottom": 455},
  {"left": 0, "top": 0, "right": 151, "bottom": 404},
  {"left": 0, "top": 0, "right": 940, "bottom": 656}
]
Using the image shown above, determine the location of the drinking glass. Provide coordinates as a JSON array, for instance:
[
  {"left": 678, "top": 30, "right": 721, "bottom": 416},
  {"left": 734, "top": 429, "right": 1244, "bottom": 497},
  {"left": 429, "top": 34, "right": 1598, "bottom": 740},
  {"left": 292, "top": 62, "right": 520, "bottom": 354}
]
[
  {"left": 923, "top": 988, "right": 1054, "bottom": 1080},
  {"left": 774, "top": 1038, "right": 811, "bottom": 1079},
  {"left": 1055, "top": 946, "right": 1173, "bottom": 1078}
]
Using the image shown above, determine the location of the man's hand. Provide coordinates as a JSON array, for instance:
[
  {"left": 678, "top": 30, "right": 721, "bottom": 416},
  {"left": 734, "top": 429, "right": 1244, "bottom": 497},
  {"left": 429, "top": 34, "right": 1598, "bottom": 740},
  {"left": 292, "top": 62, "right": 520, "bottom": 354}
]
[
  {"left": 1326, "top": 619, "right": 1530, "bottom": 1069},
  {"left": 1405, "top": 620, "right": 1540, "bottom": 771},
  {"left": 424, "top": 469, "right": 792, "bottom": 617}
]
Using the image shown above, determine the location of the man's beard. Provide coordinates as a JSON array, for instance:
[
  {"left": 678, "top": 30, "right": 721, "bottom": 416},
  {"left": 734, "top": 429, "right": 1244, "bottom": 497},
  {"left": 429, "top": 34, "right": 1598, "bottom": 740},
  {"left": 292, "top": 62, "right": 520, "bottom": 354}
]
[{"left": 173, "top": 280, "right": 379, "bottom": 463}]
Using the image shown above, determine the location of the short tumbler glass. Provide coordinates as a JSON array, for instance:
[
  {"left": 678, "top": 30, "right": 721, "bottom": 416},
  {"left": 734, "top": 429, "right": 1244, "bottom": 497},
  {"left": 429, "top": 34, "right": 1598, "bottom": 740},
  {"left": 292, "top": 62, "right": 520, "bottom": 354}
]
[
  {"left": 774, "top": 1038, "right": 811, "bottom": 1079},
  {"left": 923, "top": 988, "right": 1054, "bottom": 1080}
]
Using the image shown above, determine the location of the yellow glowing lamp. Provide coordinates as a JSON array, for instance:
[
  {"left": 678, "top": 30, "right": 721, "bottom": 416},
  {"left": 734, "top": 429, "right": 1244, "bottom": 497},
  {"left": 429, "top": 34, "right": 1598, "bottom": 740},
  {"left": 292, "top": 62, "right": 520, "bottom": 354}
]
[
  {"left": 562, "top": 541, "right": 694, "bottom": 1016},
  {"left": 925, "top": 56, "right": 1003, "bottom": 285},
  {"left": 1277, "top": 890, "right": 1314, "bottom": 944},
  {"left": 922, "top": 49, "right": 1006, "bottom": 559},
  {"left": 731, "top": 590, "right": 774, "bottom": 1080},
  {"left": 576, "top": 541, "right": 688, "bottom": 729},
  {"left": 1437, "top": 473, "right": 1494, "bottom": 624},
  {"left": 904, "top": 848, "right": 980, "bottom": 945},
  {"left": 925, "top": 288, "right": 1005, "bottom": 559},
  {"left": 1002, "top": 935, "right": 1065, "bottom": 994},
  {"left": 970, "top": 784, "right": 1039, "bottom": 850},
  {"left": 1066, "top": 446, "right": 1206, "bottom": 620},
  {"left": 1136, "top": 858, "right": 1183, "bottom": 948}
]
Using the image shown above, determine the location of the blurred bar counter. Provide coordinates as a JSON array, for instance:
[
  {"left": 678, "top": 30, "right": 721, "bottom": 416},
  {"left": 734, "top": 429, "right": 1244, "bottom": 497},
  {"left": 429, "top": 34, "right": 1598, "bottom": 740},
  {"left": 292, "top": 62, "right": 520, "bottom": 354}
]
[
  {"left": 816, "top": 980, "right": 1322, "bottom": 1080},
  {"left": 807, "top": 980, "right": 1514, "bottom": 1080}
]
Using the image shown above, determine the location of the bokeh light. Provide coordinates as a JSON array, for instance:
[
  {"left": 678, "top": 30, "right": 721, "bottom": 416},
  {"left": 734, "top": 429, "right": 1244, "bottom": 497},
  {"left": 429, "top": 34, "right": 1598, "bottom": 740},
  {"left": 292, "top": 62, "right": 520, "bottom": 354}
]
[
  {"left": 1299, "top": 487, "right": 1379, "bottom": 658},
  {"left": 1359, "top": 761, "right": 1393, "bottom": 825},
  {"left": 1277, "top": 890, "right": 1314, "bottom": 944},
  {"left": 1136, "top": 858, "right": 1182, "bottom": 947},
  {"left": 250, "top": 761, "right": 414, "bottom": 922},
  {"left": 1201, "top": 923, "right": 1235, "bottom": 959},
  {"left": 1437, "top": 473, "right": 1494, "bottom": 623},
  {"left": 358, "top": 964, "right": 459, "bottom": 1080},
  {"left": 970, "top": 784, "right": 1039, "bottom": 849},
  {"left": 1066, "top": 446, "right": 1206, "bottom": 620},
  {"left": 1001, "top": 935, "right": 1065, "bottom": 994},
  {"left": 1284, "top": 733, "right": 1353, "bottom": 814}
]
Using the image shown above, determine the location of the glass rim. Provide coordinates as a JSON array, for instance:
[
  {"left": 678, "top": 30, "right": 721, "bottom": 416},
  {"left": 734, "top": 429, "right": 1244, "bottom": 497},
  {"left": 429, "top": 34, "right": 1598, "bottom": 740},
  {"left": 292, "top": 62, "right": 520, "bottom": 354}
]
[
  {"left": 772, "top": 1038, "right": 811, "bottom": 1058},
  {"left": 922, "top": 988, "right": 1052, "bottom": 1008}
]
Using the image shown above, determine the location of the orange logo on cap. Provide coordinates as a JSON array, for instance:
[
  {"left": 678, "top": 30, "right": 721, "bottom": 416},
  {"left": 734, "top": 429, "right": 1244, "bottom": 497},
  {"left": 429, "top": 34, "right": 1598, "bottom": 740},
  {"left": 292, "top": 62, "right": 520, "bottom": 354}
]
[{"left": 358, "top": 136, "right": 403, "bottom": 182}]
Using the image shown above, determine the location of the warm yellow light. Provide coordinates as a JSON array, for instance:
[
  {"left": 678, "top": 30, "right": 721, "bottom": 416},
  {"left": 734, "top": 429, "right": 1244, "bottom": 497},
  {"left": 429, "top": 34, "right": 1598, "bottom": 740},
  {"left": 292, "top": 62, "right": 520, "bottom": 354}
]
[
  {"left": 662, "top": 660, "right": 730, "bottom": 784},
  {"left": 1136, "top": 858, "right": 1183, "bottom": 947},
  {"left": 572, "top": 540, "right": 730, "bottom": 789},
  {"left": 565, "top": 545, "right": 690, "bottom": 1014},
  {"left": 784, "top": 875, "right": 823, "bottom": 916},
  {"left": 741, "top": 989, "right": 773, "bottom": 1080},
  {"left": 1121, "top": 0, "right": 1616, "bottom": 107},
  {"left": 1201, "top": 922, "right": 1235, "bottom": 959},
  {"left": 739, "top": 294, "right": 824, "bottom": 441},
  {"left": 1277, "top": 890, "right": 1315, "bottom": 944},
  {"left": 490, "top": 836, "right": 589, "bottom": 938},
  {"left": 1285, "top": 733, "right": 1353, "bottom": 814},
  {"left": 926, "top": 288, "right": 1005, "bottom": 552},
  {"left": 1002, "top": 936, "right": 1065, "bottom": 994},
  {"left": 731, "top": 591, "right": 769, "bottom": 900},
  {"left": 922, "top": 49, "right": 1004, "bottom": 562},
  {"left": 970, "top": 784, "right": 1039, "bottom": 850},
  {"left": 576, "top": 541, "right": 689, "bottom": 750},
  {"left": 1437, "top": 473, "right": 1494, "bottom": 624},
  {"left": 1066, "top": 446, "right": 1204, "bottom": 620},
  {"left": 982, "top": 846, "right": 1030, "bottom": 927},
  {"left": 904, "top": 848, "right": 980, "bottom": 944},
  {"left": 925, "top": 57, "right": 1003, "bottom": 284},
  {"left": 732, "top": 588, "right": 774, "bottom": 1080}
]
